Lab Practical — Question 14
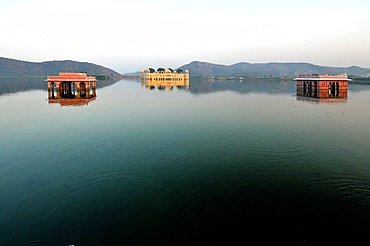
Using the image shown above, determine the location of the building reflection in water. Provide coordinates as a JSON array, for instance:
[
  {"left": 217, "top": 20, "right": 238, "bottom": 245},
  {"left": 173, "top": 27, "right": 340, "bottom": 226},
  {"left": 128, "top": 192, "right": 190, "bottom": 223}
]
[
  {"left": 140, "top": 68, "right": 189, "bottom": 90},
  {"left": 295, "top": 74, "right": 349, "bottom": 103},
  {"left": 46, "top": 72, "right": 97, "bottom": 106}
]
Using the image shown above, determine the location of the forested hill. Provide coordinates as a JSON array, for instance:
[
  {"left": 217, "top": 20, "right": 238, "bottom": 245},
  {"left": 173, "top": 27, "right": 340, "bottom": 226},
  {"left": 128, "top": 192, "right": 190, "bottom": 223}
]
[
  {"left": 0, "top": 57, "right": 122, "bottom": 78},
  {"left": 178, "top": 61, "right": 370, "bottom": 78}
]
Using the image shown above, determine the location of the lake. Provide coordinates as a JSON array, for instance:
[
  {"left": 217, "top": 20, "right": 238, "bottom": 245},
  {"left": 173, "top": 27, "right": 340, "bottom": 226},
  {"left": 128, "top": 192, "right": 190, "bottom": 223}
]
[{"left": 1, "top": 77, "right": 370, "bottom": 245}]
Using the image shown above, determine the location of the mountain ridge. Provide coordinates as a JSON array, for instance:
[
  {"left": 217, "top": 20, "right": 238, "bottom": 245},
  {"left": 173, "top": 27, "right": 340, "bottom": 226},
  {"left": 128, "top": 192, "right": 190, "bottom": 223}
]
[
  {"left": 178, "top": 61, "right": 370, "bottom": 77},
  {"left": 0, "top": 57, "right": 123, "bottom": 78}
]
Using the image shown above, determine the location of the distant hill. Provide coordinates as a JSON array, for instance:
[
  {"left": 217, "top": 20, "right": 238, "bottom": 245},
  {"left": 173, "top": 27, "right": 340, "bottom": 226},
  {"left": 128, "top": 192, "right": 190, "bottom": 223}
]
[
  {"left": 178, "top": 61, "right": 370, "bottom": 78},
  {"left": 0, "top": 57, "right": 123, "bottom": 78},
  {"left": 122, "top": 71, "right": 141, "bottom": 79}
]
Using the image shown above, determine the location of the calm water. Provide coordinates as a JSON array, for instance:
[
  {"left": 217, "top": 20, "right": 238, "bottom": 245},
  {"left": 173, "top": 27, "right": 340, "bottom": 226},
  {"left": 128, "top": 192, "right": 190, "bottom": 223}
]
[{"left": 1, "top": 77, "right": 370, "bottom": 245}]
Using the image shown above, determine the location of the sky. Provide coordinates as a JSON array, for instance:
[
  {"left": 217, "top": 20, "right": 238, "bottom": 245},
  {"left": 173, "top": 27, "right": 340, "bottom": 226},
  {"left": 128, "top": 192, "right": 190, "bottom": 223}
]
[{"left": 0, "top": 0, "right": 369, "bottom": 74}]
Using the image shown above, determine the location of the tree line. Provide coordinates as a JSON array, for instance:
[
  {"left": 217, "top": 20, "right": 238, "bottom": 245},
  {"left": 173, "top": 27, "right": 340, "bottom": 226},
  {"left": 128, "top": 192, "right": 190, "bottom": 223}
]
[{"left": 148, "top": 68, "right": 184, "bottom": 73}]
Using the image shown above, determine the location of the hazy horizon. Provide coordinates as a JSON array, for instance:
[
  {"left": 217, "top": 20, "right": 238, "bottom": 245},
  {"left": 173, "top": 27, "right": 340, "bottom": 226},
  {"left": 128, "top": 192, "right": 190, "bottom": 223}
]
[{"left": 1, "top": 0, "right": 369, "bottom": 74}]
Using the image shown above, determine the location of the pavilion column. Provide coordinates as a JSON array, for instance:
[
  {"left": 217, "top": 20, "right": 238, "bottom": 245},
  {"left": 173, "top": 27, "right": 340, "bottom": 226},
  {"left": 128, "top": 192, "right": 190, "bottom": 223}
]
[
  {"left": 55, "top": 82, "right": 61, "bottom": 98},
  {"left": 86, "top": 82, "right": 91, "bottom": 97},
  {"left": 51, "top": 82, "right": 55, "bottom": 98},
  {"left": 48, "top": 82, "right": 52, "bottom": 98},
  {"left": 61, "top": 82, "right": 64, "bottom": 97},
  {"left": 78, "top": 82, "right": 85, "bottom": 97},
  {"left": 51, "top": 82, "right": 56, "bottom": 98},
  {"left": 92, "top": 81, "right": 96, "bottom": 97},
  {"left": 76, "top": 82, "right": 81, "bottom": 98}
]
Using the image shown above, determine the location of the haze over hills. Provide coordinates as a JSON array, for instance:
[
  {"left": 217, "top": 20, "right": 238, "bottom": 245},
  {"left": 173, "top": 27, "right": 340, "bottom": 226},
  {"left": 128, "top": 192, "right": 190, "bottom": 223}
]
[
  {"left": 0, "top": 57, "right": 123, "bottom": 78},
  {"left": 177, "top": 61, "right": 370, "bottom": 78}
]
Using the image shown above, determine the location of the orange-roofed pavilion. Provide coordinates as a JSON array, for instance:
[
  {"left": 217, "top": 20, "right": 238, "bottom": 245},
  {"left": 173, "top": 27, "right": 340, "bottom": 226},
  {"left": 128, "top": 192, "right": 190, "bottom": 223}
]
[{"left": 47, "top": 72, "right": 97, "bottom": 99}]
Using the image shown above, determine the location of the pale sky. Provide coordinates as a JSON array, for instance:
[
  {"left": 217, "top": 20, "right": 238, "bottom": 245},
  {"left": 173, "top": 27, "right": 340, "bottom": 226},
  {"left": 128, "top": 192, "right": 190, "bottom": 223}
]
[{"left": 1, "top": 0, "right": 369, "bottom": 73}]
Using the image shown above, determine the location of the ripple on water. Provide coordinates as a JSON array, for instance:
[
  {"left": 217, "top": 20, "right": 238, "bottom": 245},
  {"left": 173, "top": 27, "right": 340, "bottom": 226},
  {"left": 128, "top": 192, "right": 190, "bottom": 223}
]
[
  {"left": 245, "top": 126, "right": 312, "bottom": 161},
  {"left": 331, "top": 175, "right": 370, "bottom": 205}
]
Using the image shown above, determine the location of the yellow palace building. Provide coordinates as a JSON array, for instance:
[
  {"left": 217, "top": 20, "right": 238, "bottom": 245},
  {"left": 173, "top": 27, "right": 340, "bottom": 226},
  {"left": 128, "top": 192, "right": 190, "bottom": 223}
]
[{"left": 141, "top": 68, "right": 189, "bottom": 90}]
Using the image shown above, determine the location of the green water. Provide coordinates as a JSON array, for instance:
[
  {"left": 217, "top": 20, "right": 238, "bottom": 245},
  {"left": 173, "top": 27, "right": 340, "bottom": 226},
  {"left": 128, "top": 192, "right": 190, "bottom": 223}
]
[{"left": 1, "top": 78, "right": 370, "bottom": 245}]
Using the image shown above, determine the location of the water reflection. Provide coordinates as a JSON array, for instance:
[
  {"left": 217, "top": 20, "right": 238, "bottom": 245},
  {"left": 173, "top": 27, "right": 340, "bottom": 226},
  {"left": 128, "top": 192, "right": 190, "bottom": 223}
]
[
  {"left": 0, "top": 76, "right": 45, "bottom": 95},
  {"left": 48, "top": 97, "right": 96, "bottom": 107},
  {"left": 47, "top": 73, "right": 97, "bottom": 107},
  {"left": 141, "top": 79, "right": 190, "bottom": 90},
  {"left": 188, "top": 78, "right": 295, "bottom": 95},
  {"left": 0, "top": 76, "right": 118, "bottom": 96},
  {"left": 2, "top": 75, "right": 370, "bottom": 245}
]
